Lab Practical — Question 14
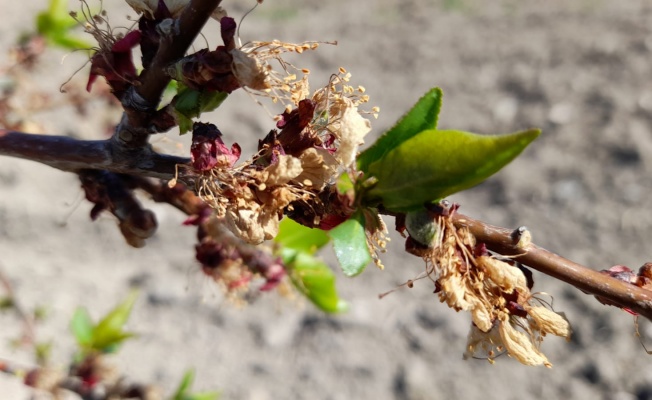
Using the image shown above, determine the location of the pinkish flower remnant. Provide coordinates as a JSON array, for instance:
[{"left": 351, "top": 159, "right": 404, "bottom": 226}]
[
  {"left": 190, "top": 122, "right": 241, "bottom": 171},
  {"left": 196, "top": 218, "right": 287, "bottom": 294}
]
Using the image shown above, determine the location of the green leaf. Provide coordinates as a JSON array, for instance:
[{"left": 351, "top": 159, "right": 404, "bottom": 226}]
[
  {"left": 172, "top": 369, "right": 220, "bottom": 400},
  {"left": 70, "top": 307, "right": 94, "bottom": 348},
  {"left": 287, "top": 251, "right": 348, "bottom": 313},
  {"left": 172, "top": 370, "right": 195, "bottom": 400},
  {"left": 336, "top": 171, "right": 355, "bottom": 196},
  {"left": 275, "top": 218, "right": 330, "bottom": 254},
  {"left": 364, "top": 129, "right": 541, "bottom": 212},
  {"left": 48, "top": 34, "right": 92, "bottom": 51},
  {"left": 185, "top": 394, "right": 221, "bottom": 400},
  {"left": 36, "top": 0, "right": 92, "bottom": 50},
  {"left": 173, "top": 85, "right": 228, "bottom": 134},
  {"left": 328, "top": 212, "right": 372, "bottom": 277},
  {"left": 90, "top": 291, "right": 138, "bottom": 353},
  {"left": 34, "top": 341, "right": 53, "bottom": 366},
  {"left": 177, "top": 113, "right": 194, "bottom": 135},
  {"left": 358, "top": 87, "right": 443, "bottom": 172},
  {"left": 275, "top": 219, "right": 346, "bottom": 313}
]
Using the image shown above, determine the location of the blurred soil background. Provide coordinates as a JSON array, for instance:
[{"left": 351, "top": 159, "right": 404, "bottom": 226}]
[{"left": 2, "top": 0, "right": 652, "bottom": 399}]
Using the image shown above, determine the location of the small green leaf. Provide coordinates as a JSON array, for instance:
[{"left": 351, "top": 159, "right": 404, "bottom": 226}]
[
  {"left": 200, "top": 91, "right": 229, "bottom": 112},
  {"left": 91, "top": 291, "right": 138, "bottom": 353},
  {"left": 177, "top": 113, "right": 194, "bottom": 135},
  {"left": 0, "top": 297, "right": 14, "bottom": 309},
  {"left": 173, "top": 85, "right": 228, "bottom": 134},
  {"left": 172, "top": 370, "right": 195, "bottom": 400},
  {"left": 36, "top": 0, "right": 92, "bottom": 50},
  {"left": 35, "top": 341, "right": 53, "bottom": 366},
  {"left": 336, "top": 171, "right": 355, "bottom": 196},
  {"left": 186, "top": 394, "right": 221, "bottom": 400},
  {"left": 275, "top": 218, "right": 330, "bottom": 254},
  {"left": 33, "top": 306, "right": 48, "bottom": 321},
  {"left": 364, "top": 129, "right": 541, "bottom": 212},
  {"left": 287, "top": 251, "right": 348, "bottom": 313},
  {"left": 70, "top": 307, "right": 94, "bottom": 348},
  {"left": 275, "top": 219, "right": 346, "bottom": 313},
  {"left": 358, "top": 87, "right": 443, "bottom": 172},
  {"left": 328, "top": 212, "right": 372, "bottom": 277},
  {"left": 48, "top": 34, "right": 93, "bottom": 51},
  {"left": 172, "top": 369, "right": 220, "bottom": 400}
]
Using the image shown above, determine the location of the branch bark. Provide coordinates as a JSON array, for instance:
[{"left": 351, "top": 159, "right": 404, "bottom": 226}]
[
  {"left": 0, "top": 1, "right": 222, "bottom": 179},
  {"left": 116, "top": 0, "right": 223, "bottom": 148},
  {"left": 451, "top": 212, "right": 652, "bottom": 321},
  {"left": 0, "top": 130, "right": 188, "bottom": 180}
]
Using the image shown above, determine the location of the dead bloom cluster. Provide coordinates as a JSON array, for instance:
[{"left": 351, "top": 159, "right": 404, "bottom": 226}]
[
  {"left": 418, "top": 213, "right": 571, "bottom": 367},
  {"left": 192, "top": 65, "right": 374, "bottom": 244}
]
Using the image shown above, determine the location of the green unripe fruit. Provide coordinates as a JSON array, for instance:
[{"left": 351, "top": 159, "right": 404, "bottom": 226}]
[{"left": 405, "top": 209, "right": 440, "bottom": 248}]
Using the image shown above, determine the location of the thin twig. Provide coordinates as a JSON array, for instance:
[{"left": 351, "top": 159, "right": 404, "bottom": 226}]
[{"left": 451, "top": 212, "right": 652, "bottom": 321}]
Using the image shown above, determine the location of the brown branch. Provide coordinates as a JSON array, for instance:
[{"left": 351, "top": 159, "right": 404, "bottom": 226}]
[
  {"left": 0, "top": 1, "right": 221, "bottom": 179},
  {"left": 116, "top": 0, "right": 222, "bottom": 148},
  {"left": 0, "top": 130, "right": 189, "bottom": 180},
  {"left": 451, "top": 212, "right": 652, "bottom": 321}
]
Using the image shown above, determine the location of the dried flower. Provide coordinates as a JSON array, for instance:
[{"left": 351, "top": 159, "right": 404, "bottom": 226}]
[
  {"left": 410, "top": 205, "right": 570, "bottom": 367},
  {"left": 526, "top": 306, "right": 572, "bottom": 341},
  {"left": 498, "top": 314, "right": 551, "bottom": 367}
]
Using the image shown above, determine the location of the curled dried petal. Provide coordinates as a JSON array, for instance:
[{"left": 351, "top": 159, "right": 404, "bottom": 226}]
[
  {"left": 295, "top": 147, "right": 338, "bottom": 190},
  {"left": 470, "top": 300, "right": 493, "bottom": 333},
  {"left": 464, "top": 322, "right": 503, "bottom": 361},
  {"left": 499, "top": 318, "right": 551, "bottom": 367},
  {"left": 439, "top": 273, "right": 473, "bottom": 311},
  {"left": 231, "top": 49, "right": 270, "bottom": 91},
  {"left": 527, "top": 306, "right": 572, "bottom": 341},
  {"left": 225, "top": 207, "right": 279, "bottom": 245},
  {"left": 225, "top": 207, "right": 264, "bottom": 245},
  {"left": 478, "top": 256, "right": 527, "bottom": 294},
  {"left": 333, "top": 102, "right": 371, "bottom": 166},
  {"left": 265, "top": 155, "right": 303, "bottom": 186}
]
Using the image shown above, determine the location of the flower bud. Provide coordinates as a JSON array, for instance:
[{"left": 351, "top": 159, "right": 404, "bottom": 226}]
[{"left": 405, "top": 209, "right": 439, "bottom": 247}]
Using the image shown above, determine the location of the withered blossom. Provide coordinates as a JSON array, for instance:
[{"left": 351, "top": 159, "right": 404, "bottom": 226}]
[
  {"left": 407, "top": 204, "right": 570, "bottom": 367},
  {"left": 197, "top": 217, "right": 287, "bottom": 293},
  {"left": 168, "top": 18, "right": 241, "bottom": 93},
  {"left": 192, "top": 59, "right": 377, "bottom": 245},
  {"left": 295, "top": 147, "right": 338, "bottom": 191},
  {"left": 190, "top": 122, "right": 241, "bottom": 171},
  {"left": 86, "top": 30, "right": 141, "bottom": 97}
]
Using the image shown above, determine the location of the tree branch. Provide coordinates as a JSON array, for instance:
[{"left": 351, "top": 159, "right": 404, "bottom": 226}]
[
  {"left": 116, "top": 0, "right": 223, "bottom": 148},
  {"left": 0, "top": 1, "right": 222, "bottom": 180},
  {"left": 451, "top": 212, "right": 652, "bottom": 321},
  {"left": 137, "top": 0, "right": 222, "bottom": 105},
  {"left": 0, "top": 130, "right": 189, "bottom": 180}
]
